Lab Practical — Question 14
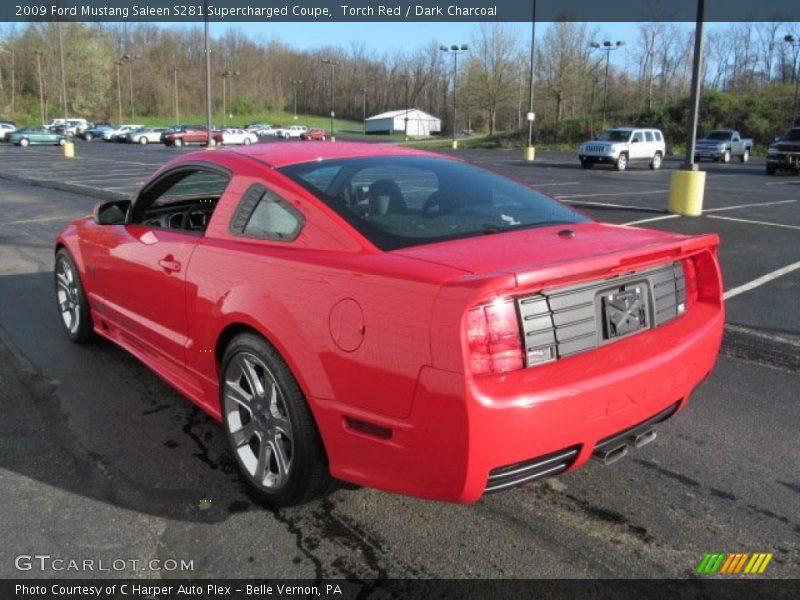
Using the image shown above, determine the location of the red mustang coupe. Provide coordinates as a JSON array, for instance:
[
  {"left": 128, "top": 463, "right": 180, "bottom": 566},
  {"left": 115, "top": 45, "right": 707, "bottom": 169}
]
[{"left": 54, "top": 143, "right": 724, "bottom": 506}]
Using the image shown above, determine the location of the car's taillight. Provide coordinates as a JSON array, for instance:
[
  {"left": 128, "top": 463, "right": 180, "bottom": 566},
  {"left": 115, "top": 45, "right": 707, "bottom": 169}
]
[
  {"left": 682, "top": 258, "right": 698, "bottom": 313},
  {"left": 466, "top": 298, "right": 524, "bottom": 375}
]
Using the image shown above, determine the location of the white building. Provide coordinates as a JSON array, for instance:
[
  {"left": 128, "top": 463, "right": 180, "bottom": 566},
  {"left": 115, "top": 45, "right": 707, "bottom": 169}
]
[{"left": 365, "top": 109, "right": 441, "bottom": 137}]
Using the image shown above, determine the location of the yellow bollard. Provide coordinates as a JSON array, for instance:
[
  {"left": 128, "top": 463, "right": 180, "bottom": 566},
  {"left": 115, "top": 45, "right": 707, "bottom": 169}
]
[
  {"left": 668, "top": 169, "right": 706, "bottom": 216},
  {"left": 63, "top": 141, "right": 75, "bottom": 158},
  {"left": 452, "top": 140, "right": 458, "bottom": 150},
  {"left": 523, "top": 146, "right": 535, "bottom": 161}
]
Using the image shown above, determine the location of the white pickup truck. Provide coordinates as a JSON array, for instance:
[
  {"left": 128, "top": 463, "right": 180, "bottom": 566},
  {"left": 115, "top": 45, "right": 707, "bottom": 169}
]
[
  {"left": 694, "top": 130, "right": 753, "bottom": 163},
  {"left": 578, "top": 127, "right": 665, "bottom": 171}
]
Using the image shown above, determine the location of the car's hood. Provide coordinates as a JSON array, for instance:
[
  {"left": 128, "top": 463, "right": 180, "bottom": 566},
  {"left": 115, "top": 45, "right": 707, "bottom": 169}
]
[
  {"left": 775, "top": 141, "right": 800, "bottom": 151},
  {"left": 392, "top": 222, "right": 713, "bottom": 284}
]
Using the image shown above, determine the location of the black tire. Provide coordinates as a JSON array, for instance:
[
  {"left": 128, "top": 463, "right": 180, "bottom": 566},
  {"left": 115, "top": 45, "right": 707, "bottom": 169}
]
[
  {"left": 173, "top": 138, "right": 183, "bottom": 148},
  {"left": 722, "top": 149, "right": 731, "bottom": 163},
  {"left": 243, "top": 137, "right": 251, "bottom": 145},
  {"left": 221, "top": 332, "right": 332, "bottom": 507},
  {"left": 650, "top": 152, "right": 663, "bottom": 170},
  {"left": 580, "top": 159, "right": 594, "bottom": 170},
  {"left": 19, "top": 137, "right": 29, "bottom": 147},
  {"left": 54, "top": 248, "right": 93, "bottom": 344},
  {"left": 84, "top": 133, "right": 93, "bottom": 141},
  {"left": 741, "top": 148, "right": 750, "bottom": 163},
  {"left": 615, "top": 152, "right": 628, "bottom": 171},
  {"left": 766, "top": 165, "right": 776, "bottom": 176},
  {"left": 139, "top": 136, "right": 148, "bottom": 145}
]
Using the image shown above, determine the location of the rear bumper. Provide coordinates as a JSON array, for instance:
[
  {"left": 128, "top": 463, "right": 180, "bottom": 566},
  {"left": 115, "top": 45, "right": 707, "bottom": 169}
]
[{"left": 317, "top": 301, "right": 723, "bottom": 503}]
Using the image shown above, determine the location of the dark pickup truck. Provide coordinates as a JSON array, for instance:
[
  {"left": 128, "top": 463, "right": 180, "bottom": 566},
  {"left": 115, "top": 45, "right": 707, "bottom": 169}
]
[
  {"left": 162, "top": 125, "right": 223, "bottom": 148},
  {"left": 694, "top": 130, "right": 753, "bottom": 163},
  {"left": 766, "top": 127, "right": 800, "bottom": 175}
]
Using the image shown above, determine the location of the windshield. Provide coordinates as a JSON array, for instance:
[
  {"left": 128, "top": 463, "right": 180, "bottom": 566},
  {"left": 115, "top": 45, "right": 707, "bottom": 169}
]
[
  {"left": 782, "top": 128, "right": 800, "bottom": 142},
  {"left": 705, "top": 131, "right": 731, "bottom": 140},
  {"left": 280, "top": 156, "right": 589, "bottom": 251},
  {"left": 595, "top": 130, "right": 631, "bottom": 142}
]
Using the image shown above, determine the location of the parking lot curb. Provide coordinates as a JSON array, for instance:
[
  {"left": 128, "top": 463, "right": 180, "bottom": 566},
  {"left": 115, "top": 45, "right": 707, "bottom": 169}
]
[
  {"left": 0, "top": 172, "right": 129, "bottom": 202},
  {"left": 722, "top": 324, "right": 800, "bottom": 371}
]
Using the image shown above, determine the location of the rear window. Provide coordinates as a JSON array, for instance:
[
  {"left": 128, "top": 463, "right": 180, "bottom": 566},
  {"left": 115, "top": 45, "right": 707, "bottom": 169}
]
[{"left": 279, "top": 156, "right": 589, "bottom": 251}]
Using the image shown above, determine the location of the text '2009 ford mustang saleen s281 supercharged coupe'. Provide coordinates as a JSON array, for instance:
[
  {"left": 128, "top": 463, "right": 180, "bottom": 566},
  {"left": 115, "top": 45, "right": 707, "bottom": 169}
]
[{"left": 54, "top": 143, "right": 724, "bottom": 506}]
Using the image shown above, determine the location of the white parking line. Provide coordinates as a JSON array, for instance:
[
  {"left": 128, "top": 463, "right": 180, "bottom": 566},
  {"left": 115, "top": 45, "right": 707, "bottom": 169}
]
[
  {"left": 562, "top": 199, "right": 664, "bottom": 212},
  {"left": 724, "top": 260, "right": 800, "bottom": 300},
  {"left": 705, "top": 215, "right": 800, "bottom": 231},
  {"left": 622, "top": 215, "right": 681, "bottom": 226},
  {"left": 0, "top": 215, "right": 80, "bottom": 227},
  {"left": 532, "top": 182, "right": 580, "bottom": 187},
  {"left": 557, "top": 189, "right": 668, "bottom": 200},
  {"left": 703, "top": 199, "right": 798, "bottom": 212}
]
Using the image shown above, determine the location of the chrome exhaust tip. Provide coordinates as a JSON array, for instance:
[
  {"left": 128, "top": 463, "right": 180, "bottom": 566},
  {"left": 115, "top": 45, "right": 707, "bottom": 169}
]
[
  {"left": 630, "top": 429, "right": 657, "bottom": 449},
  {"left": 592, "top": 443, "right": 628, "bottom": 466}
]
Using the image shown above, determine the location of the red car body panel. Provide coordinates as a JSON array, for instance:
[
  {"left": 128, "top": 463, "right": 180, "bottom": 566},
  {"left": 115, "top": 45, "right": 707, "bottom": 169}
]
[{"left": 55, "top": 142, "right": 725, "bottom": 502}]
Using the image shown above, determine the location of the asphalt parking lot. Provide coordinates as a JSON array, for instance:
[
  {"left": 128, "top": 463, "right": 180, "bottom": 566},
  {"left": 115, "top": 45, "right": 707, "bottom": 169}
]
[{"left": 0, "top": 140, "right": 798, "bottom": 579}]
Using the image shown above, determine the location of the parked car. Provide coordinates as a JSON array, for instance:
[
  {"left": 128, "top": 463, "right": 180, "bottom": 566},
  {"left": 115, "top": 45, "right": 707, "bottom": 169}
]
[
  {"left": 300, "top": 128, "right": 328, "bottom": 141},
  {"left": 103, "top": 124, "right": 144, "bottom": 141},
  {"left": 221, "top": 128, "right": 258, "bottom": 145},
  {"left": 694, "top": 130, "right": 752, "bottom": 163},
  {"left": 578, "top": 127, "right": 665, "bottom": 171},
  {"left": 766, "top": 127, "right": 800, "bottom": 175},
  {"left": 0, "top": 121, "right": 16, "bottom": 141},
  {"left": 127, "top": 127, "right": 169, "bottom": 144},
  {"left": 245, "top": 123, "right": 274, "bottom": 136},
  {"left": 259, "top": 125, "right": 283, "bottom": 136},
  {"left": 11, "top": 127, "right": 65, "bottom": 146},
  {"left": 275, "top": 125, "right": 309, "bottom": 139},
  {"left": 162, "top": 125, "right": 223, "bottom": 147},
  {"left": 54, "top": 142, "right": 724, "bottom": 506},
  {"left": 79, "top": 123, "right": 113, "bottom": 141},
  {"left": 46, "top": 118, "right": 89, "bottom": 135}
]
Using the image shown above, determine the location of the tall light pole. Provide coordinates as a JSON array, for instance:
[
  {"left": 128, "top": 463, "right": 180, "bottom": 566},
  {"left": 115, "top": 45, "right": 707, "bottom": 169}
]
[
  {"left": 321, "top": 58, "right": 340, "bottom": 142},
  {"left": 222, "top": 70, "right": 239, "bottom": 125},
  {"left": 397, "top": 74, "right": 410, "bottom": 140},
  {"left": 35, "top": 50, "right": 45, "bottom": 124},
  {"left": 784, "top": 35, "right": 800, "bottom": 126},
  {"left": 590, "top": 40, "right": 625, "bottom": 127},
  {"left": 123, "top": 53, "right": 139, "bottom": 121},
  {"left": 115, "top": 57, "right": 126, "bottom": 124},
  {"left": 57, "top": 18, "right": 72, "bottom": 157},
  {"left": 204, "top": 0, "right": 213, "bottom": 148},
  {"left": 291, "top": 79, "right": 302, "bottom": 120},
  {"left": 361, "top": 87, "right": 367, "bottom": 135},
  {"left": 440, "top": 44, "right": 468, "bottom": 149},
  {"left": 525, "top": 0, "right": 537, "bottom": 161},
  {"left": 172, "top": 65, "right": 180, "bottom": 125}
]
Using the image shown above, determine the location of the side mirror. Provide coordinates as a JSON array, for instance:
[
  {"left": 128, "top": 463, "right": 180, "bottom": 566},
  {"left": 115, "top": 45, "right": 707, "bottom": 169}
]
[
  {"left": 631, "top": 138, "right": 640, "bottom": 144},
  {"left": 93, "top": 200, "right": 131, "bottom": 225}
]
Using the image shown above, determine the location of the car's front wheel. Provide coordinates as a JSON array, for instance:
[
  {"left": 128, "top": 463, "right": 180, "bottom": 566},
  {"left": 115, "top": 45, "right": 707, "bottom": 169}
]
[
  {"left": 19, "top": 137, "right": 29, "bottom": 147},
  {"left": 55, "top": 249, "right": 93, "bottom": 344},
  {"left": 139, "top": 137, "right": 148, "bottom": 145},
  {"left": 766, "top": 164, "right": 776, "bottom": 175},
  {"left": 173, "top": 138, "right": 183, "bottom": 148},
  {"left": 221, "top": 333, "right": 332, "bottom": 507},
  {"left": 741, "top": 149, "right": 750, "bottom": 163},
  {"left": 615, "top": 153, "right": 628, "bottom": 171},
  {"left": 722, "top": 149, "right": 731, "bottom": 163},
  {"left": 84, "top": 133, "right": 93, "bottom": 141}
]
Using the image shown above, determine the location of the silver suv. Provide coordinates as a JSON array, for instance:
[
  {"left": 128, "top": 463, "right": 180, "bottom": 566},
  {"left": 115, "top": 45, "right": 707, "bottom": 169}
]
[{"left": 579, "top": 127, "right": 665, "bottom": 171}]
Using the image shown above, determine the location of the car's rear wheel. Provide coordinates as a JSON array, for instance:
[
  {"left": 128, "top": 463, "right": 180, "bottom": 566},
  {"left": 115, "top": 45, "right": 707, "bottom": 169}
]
[
  {"left": 139, "top": 137, "right": 148, "bottom": 145},
  {"left": 84, "top": 133, "right": 93, "bottom": 141},
  {"left": 615, "top": 153, "right": 628, "bottom": 171},
  {"left": 221, "top": 333, "right": 332, "bottom": 507},
  {"left": 650, "top": 152, "right": 662, "bottom": 170},
  {"left": 741, "top": 148, "right": 750, "bottom": 163},
  {"left": 55, "top": 249, "right": 93, "bottom": 344},
  {"left": 722, "top": 149, "right": 731, "bottom": 163},
  {"left": 19, "top": 138, "right": 29, "bottom": 147}
]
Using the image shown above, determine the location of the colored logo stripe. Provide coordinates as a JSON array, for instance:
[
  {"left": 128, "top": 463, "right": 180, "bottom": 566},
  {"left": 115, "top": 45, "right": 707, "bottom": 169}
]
[{"left": 697, "top": 552, "right": 773, "bottom": 574}]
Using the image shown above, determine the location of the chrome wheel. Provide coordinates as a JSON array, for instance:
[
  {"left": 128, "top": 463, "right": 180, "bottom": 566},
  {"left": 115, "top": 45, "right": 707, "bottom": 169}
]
[
  {"left": 56, "top": 257, "right": 80, "bottom": 335},
  {"left": 224, "top": 352, "right": 293, "bottom": 491}
]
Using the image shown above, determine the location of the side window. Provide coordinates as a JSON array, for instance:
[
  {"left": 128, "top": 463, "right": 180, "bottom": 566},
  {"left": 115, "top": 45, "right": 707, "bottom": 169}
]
[
  {"left": 654, "top": 131, "right": 663, "bottom": 142},
  {"left": 230, "top": 184, "right": 304, "bottom": 242},
  {"left": 645, "top": 131, "right": 654, "bottom": 142},
  {"left": 632, "top": 131, "right": 644, "bottom": 143},
  {"left": 131, "top": 167, "right": 230, "bottom": 233}
]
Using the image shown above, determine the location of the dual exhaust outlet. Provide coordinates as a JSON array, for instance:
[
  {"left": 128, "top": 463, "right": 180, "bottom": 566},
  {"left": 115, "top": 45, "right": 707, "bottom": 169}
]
[{"left": 593, "top": 428, "right": 657, "bottom": 466}]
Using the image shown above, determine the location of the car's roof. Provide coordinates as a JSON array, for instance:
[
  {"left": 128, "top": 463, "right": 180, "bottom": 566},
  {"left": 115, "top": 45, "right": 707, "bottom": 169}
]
[{"left": 225, "top": 141, "right": 441, "bottom": 168}]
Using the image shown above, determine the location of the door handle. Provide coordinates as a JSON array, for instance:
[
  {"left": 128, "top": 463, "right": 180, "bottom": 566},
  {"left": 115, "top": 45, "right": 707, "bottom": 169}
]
[{"left": 158, "top": 257, "right": 182, "bottom": 273}]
